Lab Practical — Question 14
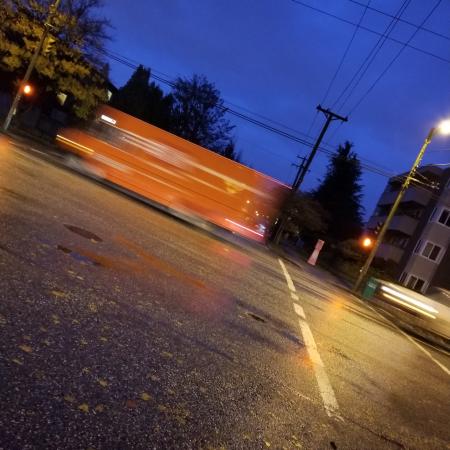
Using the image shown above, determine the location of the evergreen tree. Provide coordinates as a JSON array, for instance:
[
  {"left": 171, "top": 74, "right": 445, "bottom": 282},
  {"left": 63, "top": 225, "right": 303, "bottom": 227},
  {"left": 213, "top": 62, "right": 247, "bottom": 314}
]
[
  {"left": 220, "top": 140, "right": 241, "bottom": 162},
  {"left": 170, "top": 74, "right": 234, "bottom": 153},
  {"left": 110, "top": 67, "right": 174, "bottom": 129},
  {"left": 110, "top": 65, "right": 151, "bottom": 120},
  {"left": 0, "top": 0, "right": 111, "bottom": 118},
  {"left": 313, "top": 141, "right": 364, "bottom": 242}
]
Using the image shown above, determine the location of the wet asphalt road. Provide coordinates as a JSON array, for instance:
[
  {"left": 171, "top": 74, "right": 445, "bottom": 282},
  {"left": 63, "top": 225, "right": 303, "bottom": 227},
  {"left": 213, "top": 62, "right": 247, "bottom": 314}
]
[{"left": 0, "top": 138, "right": 449, "bottom": 450}]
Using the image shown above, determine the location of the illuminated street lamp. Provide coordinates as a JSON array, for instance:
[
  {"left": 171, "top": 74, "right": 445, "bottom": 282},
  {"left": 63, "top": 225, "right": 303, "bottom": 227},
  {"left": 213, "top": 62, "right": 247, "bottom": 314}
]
[
  {"left": 23, "top": 84, "right": 33, "bottom": 95},
  {"left": 361, "top": 237, "right": 373, "bottom": 249},
  {"left": 353, "top": 119, "right": 450, "bottom": 293}
]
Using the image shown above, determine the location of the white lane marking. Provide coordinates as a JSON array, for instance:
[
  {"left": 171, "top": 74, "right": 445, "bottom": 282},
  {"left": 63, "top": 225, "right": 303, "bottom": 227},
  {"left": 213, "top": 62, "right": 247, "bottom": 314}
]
[
  {"left": 278, "top": 259, "right": 296, "bottom": 292},
  {"left": 361, "top": 301, "right": 450, "bottom": 376},
  {"left": 297, "top": 316, "right": 341, "bottom": 419},
  {"left": 278, "top": 258, "right": 341, "bottom": 419},
  {"left": 291, "top": 292, "right": 299, "bottom": 301},
  {"left": 293, "top": 303, "right": 306, "bottom": 320}
]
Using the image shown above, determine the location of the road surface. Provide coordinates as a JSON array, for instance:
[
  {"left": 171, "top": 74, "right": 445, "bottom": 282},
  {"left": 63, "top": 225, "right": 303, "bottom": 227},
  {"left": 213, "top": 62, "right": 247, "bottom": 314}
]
[{"left": 0, "top": 138, "right": 449, "bottom": 449}]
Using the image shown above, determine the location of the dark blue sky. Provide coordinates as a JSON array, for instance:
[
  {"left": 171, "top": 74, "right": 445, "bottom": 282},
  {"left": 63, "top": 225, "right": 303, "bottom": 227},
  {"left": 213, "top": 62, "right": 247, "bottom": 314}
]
[{"left": 100, "top": 0, "right": 450, "bottom": 218}]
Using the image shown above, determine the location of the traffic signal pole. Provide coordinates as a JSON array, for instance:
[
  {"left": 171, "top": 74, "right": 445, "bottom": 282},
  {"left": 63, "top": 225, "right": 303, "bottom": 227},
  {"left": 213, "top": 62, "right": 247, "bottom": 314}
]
[
  {"left": 353, "top": 127, "right": 436, "bottom": 293},
  {"left": 2, "top": 0, "right": 61, "bottom": 132},
  {"left": 272, "top": 105, "right": 347, "bottom": 244}
]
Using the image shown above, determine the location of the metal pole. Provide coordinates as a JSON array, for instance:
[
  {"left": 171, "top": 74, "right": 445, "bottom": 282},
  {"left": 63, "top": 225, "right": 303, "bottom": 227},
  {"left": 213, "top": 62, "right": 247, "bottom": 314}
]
[
  {"left": 353, "top": 127, "right": 436, "bottom": 293},
  {"left": 2, "top": 0, "right": 61, "bottom": 132}
]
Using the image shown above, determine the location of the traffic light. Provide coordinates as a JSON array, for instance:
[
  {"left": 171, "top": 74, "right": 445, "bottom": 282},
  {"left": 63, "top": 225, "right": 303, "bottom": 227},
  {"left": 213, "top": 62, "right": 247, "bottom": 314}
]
[{"left": 43, "top": 35, "right": 56, "bottom": 55}]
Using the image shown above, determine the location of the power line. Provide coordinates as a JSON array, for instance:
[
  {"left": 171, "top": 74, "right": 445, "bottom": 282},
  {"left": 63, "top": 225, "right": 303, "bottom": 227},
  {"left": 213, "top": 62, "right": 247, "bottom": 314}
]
[
  {"left": 347, "top": 0, "right": 450, "bottom": 42},
  {"left": 306, "top": 0, "right": 370, "bottom": 140},
  {"left": 332, "top": 0, "right": 411, "bottom": 112},
  {"left": 321, "top": 0, "right": 371, "bottom": 106},
  {"left": 289, "top": 0, "right": 450, "bottom": 64},
  {"left": 347, "top": 0, "right": 443, "bottom": 116},
  {"left": 94, "top": 47, "right": 409, "bottom": 180}
]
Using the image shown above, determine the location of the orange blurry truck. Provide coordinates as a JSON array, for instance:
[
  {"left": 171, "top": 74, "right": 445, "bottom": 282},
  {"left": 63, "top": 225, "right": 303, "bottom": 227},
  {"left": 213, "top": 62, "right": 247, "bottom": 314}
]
[{"left": 56, "top": 105, "right": 290, "bottom": 242}]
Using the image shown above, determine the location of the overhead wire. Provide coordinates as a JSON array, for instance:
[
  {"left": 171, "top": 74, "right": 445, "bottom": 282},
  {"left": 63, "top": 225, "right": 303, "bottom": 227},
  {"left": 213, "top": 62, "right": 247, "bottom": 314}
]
[
  {"left": 94, "top": 47, "right": 421, "bottom": 181},
  {"left": 305, "top": 0, "right": 370, "bottom": 141},
  {"left": 347, "top": 0, "right": 450, "bottom": 42},
  {"left": 332, "top": 0, "right": 412, "bottom": 112},
  {"left": 347, "top": 0, "right": 443, "bottom": 116},
  {"left": 289, "top": 0, "right": 450, "bottom": 64}
]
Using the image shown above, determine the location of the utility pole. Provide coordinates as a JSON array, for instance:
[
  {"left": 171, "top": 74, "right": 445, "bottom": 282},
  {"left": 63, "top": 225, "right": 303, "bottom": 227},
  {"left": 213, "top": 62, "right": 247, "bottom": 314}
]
[
  {"left": 353, "top": 127, "right": 436, "bottom": 293},
  {"left": 293, "top": 105, "right": 347, "bottom": 191},
  {"left": 2, "top": 0, "right": 61, "bottom": 132},
  {"left": 272, "top": 105, "right": 347, "bottom": 244}
]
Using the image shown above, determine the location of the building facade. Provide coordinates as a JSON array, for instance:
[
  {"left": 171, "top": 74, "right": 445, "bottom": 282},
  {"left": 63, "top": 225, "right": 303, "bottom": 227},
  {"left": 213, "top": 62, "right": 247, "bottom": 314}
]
[{"left": 367, "top": 165, "right": 450, "bottom": 294}]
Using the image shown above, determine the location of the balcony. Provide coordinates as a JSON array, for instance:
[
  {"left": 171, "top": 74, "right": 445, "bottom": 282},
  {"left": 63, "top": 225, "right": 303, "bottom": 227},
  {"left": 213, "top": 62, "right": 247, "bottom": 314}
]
[
  {"left": 367, "top": 214, "right": 419, "bottom": 236},
  {"left": 375, "top": 243, "right": 404, "bottom": 263},
  {"left": 378, "top": 186, "right": 432, "bottom": 207}
]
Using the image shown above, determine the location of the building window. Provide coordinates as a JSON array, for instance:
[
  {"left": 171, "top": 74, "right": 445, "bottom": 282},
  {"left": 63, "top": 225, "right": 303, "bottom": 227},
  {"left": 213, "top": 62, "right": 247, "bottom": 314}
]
[
  {"left": 437, "top": 208, "right": 450, "bottom": 227},
  {"left": 421, "top": 241, "right": 443, "bottom": 262},
  {"left": 414, "top": 239, "right": 422, "bottom": 254},
  {"left": 406, "top": 275, "right": 426, "bottom": 293},
  {"left": 399, "top": 272, "right": 407, "bottom": 284}
]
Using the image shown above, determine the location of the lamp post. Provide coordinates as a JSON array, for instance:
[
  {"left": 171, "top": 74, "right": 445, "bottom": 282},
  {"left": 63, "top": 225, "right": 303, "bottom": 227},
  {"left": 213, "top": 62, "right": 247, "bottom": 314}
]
[
  {"left": 2, "top": 0, "right": 60, "bottom": 132},
  {"left": 353, "top": 119, "right": 450, "bottom": 293}
]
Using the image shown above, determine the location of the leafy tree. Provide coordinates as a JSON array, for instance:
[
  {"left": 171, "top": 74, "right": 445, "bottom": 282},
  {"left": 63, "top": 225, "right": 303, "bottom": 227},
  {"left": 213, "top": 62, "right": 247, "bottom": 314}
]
[
  {"left": 313, "top": 141, "right": 364, "bottom": 242},
  {"left": 285, "top": 193, "right": 328, "bottom": 238},
  {"left": 170, "top": 74, "right": 234, "bottom": 154},
  {"left": 0, "top": 0, "right": 111, "bottom": 118},
  {"left": 110, "top": 66, "right": 174, "bottom": 130}
]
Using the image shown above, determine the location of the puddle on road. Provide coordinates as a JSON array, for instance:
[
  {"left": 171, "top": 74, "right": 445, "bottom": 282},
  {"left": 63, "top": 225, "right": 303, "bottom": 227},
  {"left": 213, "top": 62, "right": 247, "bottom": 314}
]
[
  {"left": 57, "top": 245, "right": 101, "bottom": 266},
  {"left": 64, "top": 224, "right": 103, "bottom": 243}
]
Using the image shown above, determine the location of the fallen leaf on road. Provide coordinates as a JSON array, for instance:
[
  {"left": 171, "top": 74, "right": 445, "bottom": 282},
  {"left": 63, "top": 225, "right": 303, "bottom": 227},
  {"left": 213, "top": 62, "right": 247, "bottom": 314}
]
[
  {"left": 161, "top": 351, "right": 173, "bottom": 359},
  {"left": 19, "top": 344, "right": 33, "bottom": 353},
  {"left": 100, "top": 336, "right": 108, "bottom": 342},
  {"left": 140, "top": 392, "right": 151, "bottom": 401},
  {"left": 94, "top": 404, "right": 105, "bottom": 413},
  {"left": 78, "top": 403, "right": 89, "bottom": 413},
  {"left": 148, "top": 374, "right": 160, "bottom": 382},
  {"left": 157, "top": 404, "right": 168, "bottom": 412},
  {"left": 88, "top": 303, "right": 98, "bottom": 313},
  {"left": 51, "top": 290, "right": 67, "bottom": 298},
  {"left": 125, "top": 399, "right": 137, "bottom": 409},
  {"left": 81, "top": 367, "right": 90, "bottom": 374},
  {"left": 11, "top": 358, "right": 23, "bottom": 365},
  {"left": 98, "top": 379, "right": 108, "bottom": 388},
  {"left": 51, "top": 314, "right": 60, "bottom": 324},
  {"left": 80, "top": 338, "right": 88, "bottom": 346},
  {"left": 64, "top": 394, "right": 76, "bottom": 403}
]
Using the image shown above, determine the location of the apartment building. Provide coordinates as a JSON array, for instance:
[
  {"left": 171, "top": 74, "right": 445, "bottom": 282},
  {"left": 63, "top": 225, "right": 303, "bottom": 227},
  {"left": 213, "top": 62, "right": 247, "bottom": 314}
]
[{"left": 367, "top": 165, "right": 450, "bottom": 294}]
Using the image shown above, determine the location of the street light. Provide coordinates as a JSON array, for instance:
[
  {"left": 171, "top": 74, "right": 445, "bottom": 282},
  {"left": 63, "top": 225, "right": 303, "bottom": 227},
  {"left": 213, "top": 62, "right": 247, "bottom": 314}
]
[
  {"left": 23, "top": 84, "right": 33, "bottom": 95},
  {"left": 353, "top": 119, "right": 450, "bottom": 293},
  {"left": 361, "top": 237, "right": 373, "bottom": 249}
]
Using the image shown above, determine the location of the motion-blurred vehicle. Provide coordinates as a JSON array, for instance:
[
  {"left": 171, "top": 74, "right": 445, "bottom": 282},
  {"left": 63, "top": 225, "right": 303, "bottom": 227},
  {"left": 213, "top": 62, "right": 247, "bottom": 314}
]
[
  {"left": 56, "top": 105, "right": 289, "bottom": 243},
  {"left": 372, "top": 279, "right": 450, "bottom": 341}
]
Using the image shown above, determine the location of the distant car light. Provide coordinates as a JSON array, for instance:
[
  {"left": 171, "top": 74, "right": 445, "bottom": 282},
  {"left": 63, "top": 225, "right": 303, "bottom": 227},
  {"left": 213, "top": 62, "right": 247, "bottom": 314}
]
[{"left": 380, "top": 285, "right": 438, "bottom": 318}]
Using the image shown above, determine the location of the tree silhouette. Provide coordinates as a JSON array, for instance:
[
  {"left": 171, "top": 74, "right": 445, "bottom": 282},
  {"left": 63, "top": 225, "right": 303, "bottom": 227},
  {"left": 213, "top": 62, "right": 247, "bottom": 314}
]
[
  {"left": 170, "top": 74, "right": 234, "bottom": 154},
  {"left": 313, "top": 141, "right": 364, "bottom": 242}
]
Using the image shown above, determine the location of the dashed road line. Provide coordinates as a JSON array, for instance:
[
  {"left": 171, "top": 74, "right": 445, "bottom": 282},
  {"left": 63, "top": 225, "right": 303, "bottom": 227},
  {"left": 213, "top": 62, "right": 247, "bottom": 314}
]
[
  {"left": 278, "top": 258, "right": 341, "bottom": 419},
  {"left": 278, "top": 259, "right": 296, "bottom": 292}
]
